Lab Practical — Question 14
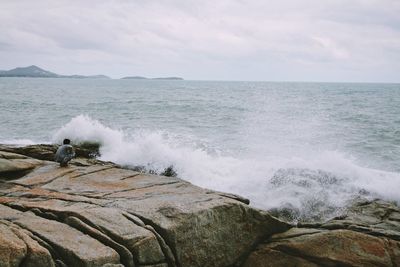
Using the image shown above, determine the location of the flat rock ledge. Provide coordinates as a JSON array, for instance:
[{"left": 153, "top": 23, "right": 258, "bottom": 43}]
[{"left": 0, "top": 146, "right": 290, "bottom": 267}]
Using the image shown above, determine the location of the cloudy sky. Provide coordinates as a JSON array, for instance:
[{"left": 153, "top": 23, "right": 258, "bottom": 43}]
[{"left": 1, "top": 0, "right": 399, "bottom": 82}]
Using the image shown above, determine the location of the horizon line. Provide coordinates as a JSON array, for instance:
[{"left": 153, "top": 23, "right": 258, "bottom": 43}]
[{"left": 1, "top": 65, "right": 399, "bottom": 84}]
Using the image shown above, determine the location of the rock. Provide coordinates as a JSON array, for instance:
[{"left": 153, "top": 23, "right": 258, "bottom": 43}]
[
  {"left": 0, "top": 151, "right": 29, "bottom": 160},
  {"left": 0, "top": 205, "right": 120, "bottom": 266},
  {"left": 2, "top": 220, "right": 55, "bottom": 267},
  {"left": 0, "top": 145, "right": 57, "bottom": 161},
  {"left": 263, "top": 228, "right": 398, "bottom": 266},
  {"left": 0, "top": 145, "right": 290, "bottom": 267},
  {"left": 159, "top": 166, "right": 177, "bottom": 177},
  {"left": 0, "top": 144, "right": 100, "bottom": 161},
  {"left": 8, "top": 144, "right": 400, "bottom": 267},
  {"left": 0, "top": 218, "right": 55, "bottom": 267},
  {"left": 318, "top": 199, "right": 400, "bottom": 241},
  {"left": 0, "top": 196, "right": 166, "bottom": 266},
  {"left": 267, "top": 168, "right": 350, "bottom": 222},
  {"left": 0, "top": 152, "right": 43, "bottom": 179},
  {"left": 64, "top": 216, "right": 134, "bottom": 267},
  {"left": 0, "top": 222, "right": 27, "bottom": 267},
  {"left": 207, "top": 190, "right": 250, "bottom": 205},
  {"left": 245, "top": 200, "right": 400, "bottom": 266},
  {"left": 243, "top": 246, "right": 319, "bottom": 267}
]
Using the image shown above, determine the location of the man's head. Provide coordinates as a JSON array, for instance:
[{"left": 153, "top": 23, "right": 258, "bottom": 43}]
[{"left": 63, "top": 139, "right": 71, "bottom": 145}]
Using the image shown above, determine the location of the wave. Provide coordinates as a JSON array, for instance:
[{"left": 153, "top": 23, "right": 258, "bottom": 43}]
[
  {"left": 0, "top": 139, "right": 39, "bottom": 146},
  {"left": 49, "top": 115, "right": 400, "bottom": 221}
]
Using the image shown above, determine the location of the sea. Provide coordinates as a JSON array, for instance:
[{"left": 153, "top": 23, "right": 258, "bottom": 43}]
[{"left": 1, "top": 78, "right": 399, "bottom": 221}]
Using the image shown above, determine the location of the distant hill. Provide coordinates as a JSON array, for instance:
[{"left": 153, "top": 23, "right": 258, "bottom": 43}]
[
  {"left": 0, "top": 65, "right": 110, "bottom": 79},
  {"left": 0, "top": 65, "right": 59, "bottom": 78},
  {"left": 0, "top": 65, "right": 183, "bottom": 80},
  {"left": 122, "top": 76, "right": 183, "bottom": 80}
]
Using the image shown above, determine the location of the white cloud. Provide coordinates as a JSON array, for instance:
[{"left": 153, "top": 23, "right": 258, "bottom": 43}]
[{"left": 0, "top": 0, "right": 399, "bottom": 81}]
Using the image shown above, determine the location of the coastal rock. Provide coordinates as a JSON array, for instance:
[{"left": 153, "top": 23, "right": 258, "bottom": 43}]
[
  {"left": 0, "top": 220, "right": 56, "bottom": 267},
  {"left": 318, "top": 199, "right": 400, "bottom": 240},
  {"left": 243, "top": 246, "right": 319, "bottom": 267},
  {"left": 0, "top": 205, "right": 120, "bottom": 266},
  {"left": 245, "top": 228, "right": 398, "bottom": 266},
  {"left": 0, "top": 146, "right": 290, "bottom": 267},
  {"left": 0, "top": 143, "right": 100, "bottom": 161},
  {"left": 244, "top": 199, "right": 400, "bottom": 266},
  {"left": 3, "top": 144, "right": 400, "bottom": 267},
  {"left": 0, "top": 222, "right": 27, "bottom": 267},
  {"left": 0, "top": 151, "right": 43, "bottom": 178}
]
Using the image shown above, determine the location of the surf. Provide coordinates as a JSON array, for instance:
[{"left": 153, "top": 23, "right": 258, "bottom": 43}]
[{"left": 48, "top": 115, "right": 400, "bottom": 222}]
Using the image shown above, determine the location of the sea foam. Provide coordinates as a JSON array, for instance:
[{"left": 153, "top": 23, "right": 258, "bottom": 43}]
[{"left": 52, "top": 115, "right": 400, "bottom": 221}]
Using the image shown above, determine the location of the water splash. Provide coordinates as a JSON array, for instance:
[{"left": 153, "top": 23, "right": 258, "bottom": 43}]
[{"left": 51, "top": 115, "right": 400, "bottom": 221}]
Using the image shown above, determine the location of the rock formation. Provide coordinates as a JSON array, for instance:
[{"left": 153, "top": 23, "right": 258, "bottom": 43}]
[
  {"left": 1, "top": 144, "right": 400, "bottom": 267},
  {"left": 0, "top": 145, "right": 289, "bottom": 267},
  {"left": 243, "top": 199, "right": 400, "bottom": 266}
]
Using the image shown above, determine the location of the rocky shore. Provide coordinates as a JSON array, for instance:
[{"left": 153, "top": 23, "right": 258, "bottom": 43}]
[{"left": 0, "top": 144, "right": 399, "bottom": 267}]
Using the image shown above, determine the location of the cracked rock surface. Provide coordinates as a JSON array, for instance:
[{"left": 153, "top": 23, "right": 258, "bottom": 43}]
[{"left": 0, "top": 146, "right": 289, "bottom": 267}]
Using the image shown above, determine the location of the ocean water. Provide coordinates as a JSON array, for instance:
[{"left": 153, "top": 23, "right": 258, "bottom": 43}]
[{"left": 1, "top": 78, "right": 400, "bottom": 221}]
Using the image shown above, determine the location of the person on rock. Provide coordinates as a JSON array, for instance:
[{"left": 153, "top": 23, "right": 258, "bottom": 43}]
[{"left": 55, "top": 139, "right": 75, "bottom": 167}]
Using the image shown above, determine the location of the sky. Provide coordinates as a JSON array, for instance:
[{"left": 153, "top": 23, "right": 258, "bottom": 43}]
[{"left": 0, "top": 0, "right": 399, "bottom": 82}]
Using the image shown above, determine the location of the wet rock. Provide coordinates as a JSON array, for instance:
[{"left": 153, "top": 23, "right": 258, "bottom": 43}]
[
  {"left": 245, "top": 200, "right": 400, "bottom": 267},
  {"left": 270, "top": 168, "right": 343, "bottom": 188},
  {"left": 248, "top": 228, "right": 398, "bottom": 266},
  {"left": 268, "top": 204, "right": 301, "bottom": 223},
  {"left": 267, "top": 168, "right": 349, "bottom": 222},
  {"left": 76, "top": 142, "right": 101, "bottom": 158},
  {"left": 159, "top": 166, "right": 177, "bottom": 177},
  {"left": 319, "top": 199, "right": 400, "bottom": 240}
]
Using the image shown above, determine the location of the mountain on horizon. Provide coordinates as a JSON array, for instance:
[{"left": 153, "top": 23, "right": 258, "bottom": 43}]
[
  {"left": 0, "top": 65, "right": 58, "bottom": 78},
  {"left": 0, "top": 65, "right": 110, "bottom": 79}
]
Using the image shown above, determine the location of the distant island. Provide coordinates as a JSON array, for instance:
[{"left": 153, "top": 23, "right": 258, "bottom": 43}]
[
  {"left": 121, "top": 76, "right": 184, "bottom": 80},
  {"left": 0, "top": 65, "right": 110, "bottom": 79},
  {"left": 0, "top": 65, "right": 184, "bottom": 80}
]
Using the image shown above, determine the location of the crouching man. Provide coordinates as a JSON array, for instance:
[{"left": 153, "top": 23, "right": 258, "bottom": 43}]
[{"left": 55, "top": 139, "right": 75, "bottom": 167}]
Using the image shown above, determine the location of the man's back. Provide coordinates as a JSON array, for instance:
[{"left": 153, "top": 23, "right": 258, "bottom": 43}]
[{"left": 55, "top": 144, "right": 75, "bottom": 166}]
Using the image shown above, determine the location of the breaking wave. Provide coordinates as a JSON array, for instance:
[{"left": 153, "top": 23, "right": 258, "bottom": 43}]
[{"left": 49, "top": 115, "right": 400, "bottom": 221}]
